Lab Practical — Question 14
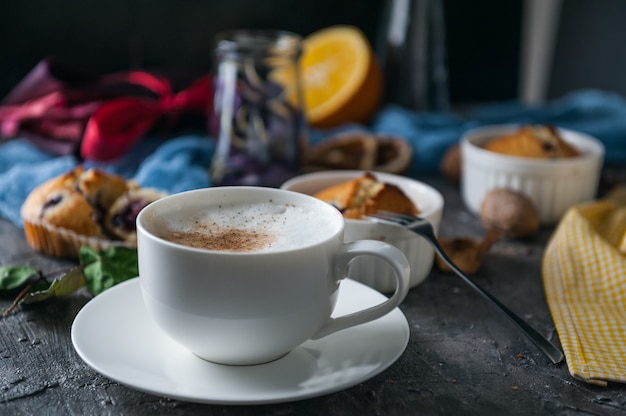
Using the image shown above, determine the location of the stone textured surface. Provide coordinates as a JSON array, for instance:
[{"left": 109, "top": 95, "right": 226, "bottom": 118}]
[{"left": 1, "top": 175, "right": 626, "bottom": 415}]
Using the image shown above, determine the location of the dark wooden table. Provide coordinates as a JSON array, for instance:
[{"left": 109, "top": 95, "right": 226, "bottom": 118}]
[{"left": 2, "top": 174, "right": 626, "bottom": 416}]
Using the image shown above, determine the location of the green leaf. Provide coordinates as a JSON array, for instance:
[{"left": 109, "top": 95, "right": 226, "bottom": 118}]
[
  {"left": 0, "top": 265, "right": 40, "bottom": 291},
  {"left": 79, "top": 246, "right": 138, "bottom": 295},
  {"left": 78, "top": 245, "right": 100, "bottom": 266},
  {"left": 22, "top": 266, "right": 87, "bottom": 304}
]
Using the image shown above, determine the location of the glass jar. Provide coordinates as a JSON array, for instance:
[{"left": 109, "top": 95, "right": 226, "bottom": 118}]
[
  {"left": 377, "top": 0, "right": 449, "bottom": 111},
  {"left": 209, "top": 30, "right": 307, "bottom": 187}
]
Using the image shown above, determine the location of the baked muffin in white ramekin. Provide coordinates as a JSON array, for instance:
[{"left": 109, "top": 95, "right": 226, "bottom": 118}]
[
  {"left": 282, "top": 170, "right": 444, "bottom": 293},
  {"left": 461, "top": 124, "right": 604, "bottom": 225}
]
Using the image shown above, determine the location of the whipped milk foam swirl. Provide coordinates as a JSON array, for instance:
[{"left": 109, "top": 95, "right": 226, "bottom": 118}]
[{"left": 157, "top": 201, "right": 336, "bottom": 252}]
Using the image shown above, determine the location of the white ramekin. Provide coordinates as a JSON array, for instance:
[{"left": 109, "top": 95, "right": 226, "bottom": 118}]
[
  {"left": 281, "top": 170, "right": 444, "bottom": 293},
  {"left": 460, "top": 124, "right": 605, "bottom": 225}
]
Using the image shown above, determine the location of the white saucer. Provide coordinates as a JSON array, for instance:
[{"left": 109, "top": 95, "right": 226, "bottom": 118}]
[{"left": 71, "top": 278, "right": 410, "bottom": 405}]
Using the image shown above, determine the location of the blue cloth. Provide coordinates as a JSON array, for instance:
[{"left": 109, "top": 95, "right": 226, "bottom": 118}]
[
  {"left": 0, "top": 135, "right": 213, "bottom": 227},
  {"left": 1, "top": 89, "right": 625, "bottom": 228},
  {"left": 368, "top": 90, "right": 626, "bottom": 172},
  {"left": 0, "top": 141, "right": 76, "bottom": 226}
]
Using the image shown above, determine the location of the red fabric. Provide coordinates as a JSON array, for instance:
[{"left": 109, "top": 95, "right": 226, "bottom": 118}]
[
  {"left": 0, "top": 59, "right": 213, "bottom": 161},
  {"left": 81, "top": 74, "right": 212, "bottom": 161}
]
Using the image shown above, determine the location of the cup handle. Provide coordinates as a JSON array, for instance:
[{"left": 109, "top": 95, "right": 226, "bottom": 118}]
[{"left": 311, "top": 240, "right": 410, "bottom": 340}]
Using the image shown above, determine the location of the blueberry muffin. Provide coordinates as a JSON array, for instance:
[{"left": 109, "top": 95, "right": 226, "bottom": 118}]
[
  {"left": 21, "top": 177, "right": 104, "bottom": 238},
  {"left": 105, "top": 188, "right": 168, "bottom": 244},
  {"left": 74, "top": 166, "right": 134, "bottom": 221},
  {"left": 21, "top": 166, "right": 165, "bottom": 258}
]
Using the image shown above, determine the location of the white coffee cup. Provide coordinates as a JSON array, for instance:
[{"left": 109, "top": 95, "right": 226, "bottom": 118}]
[{"left": 136, "top": 186, "right": 410, "bottom": 365}]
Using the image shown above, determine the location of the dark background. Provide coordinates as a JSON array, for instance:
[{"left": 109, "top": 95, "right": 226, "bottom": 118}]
[{"left": 1, "top": 0, "right": 625, "bottom": 106}]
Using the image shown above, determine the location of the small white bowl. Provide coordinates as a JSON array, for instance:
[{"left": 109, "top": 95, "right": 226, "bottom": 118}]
[
  {"left": 461, "top": 125, "right": 605, "bottom": 225},
  {"left": 281, "top": 170, "right": 444, "bottom": 292}
]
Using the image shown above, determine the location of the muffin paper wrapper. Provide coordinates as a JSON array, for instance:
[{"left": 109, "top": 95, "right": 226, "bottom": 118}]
[{"left": 22, "top": 217, "right": 135, "bottom": 259}]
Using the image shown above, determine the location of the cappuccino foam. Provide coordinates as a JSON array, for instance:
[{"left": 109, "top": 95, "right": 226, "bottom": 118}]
[{"left": 156, "top": 201, "right": 337, "bottom": 252}]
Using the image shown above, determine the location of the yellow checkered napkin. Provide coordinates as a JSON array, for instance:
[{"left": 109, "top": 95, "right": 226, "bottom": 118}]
[{"left": 543, "top": 186, "right": 626, "bottom": 386}]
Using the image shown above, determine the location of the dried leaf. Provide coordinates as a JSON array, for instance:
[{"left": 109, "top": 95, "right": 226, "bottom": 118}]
[{"left": 22, "top": 266, "right": 86, "bottom": 304}]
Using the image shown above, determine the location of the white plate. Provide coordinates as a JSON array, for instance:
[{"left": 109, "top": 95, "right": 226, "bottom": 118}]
[{"left": 71, "top": 278, "right": 410, "bottom": 405}]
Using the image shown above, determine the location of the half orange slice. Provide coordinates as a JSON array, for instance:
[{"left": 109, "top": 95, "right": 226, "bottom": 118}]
[{"left": 298, "top": 25, "right": 383, "bottom": 128}]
